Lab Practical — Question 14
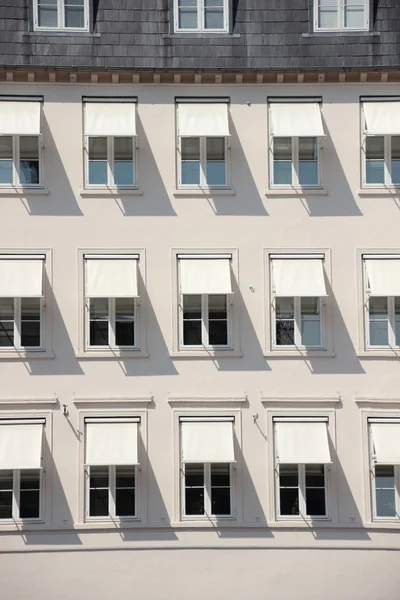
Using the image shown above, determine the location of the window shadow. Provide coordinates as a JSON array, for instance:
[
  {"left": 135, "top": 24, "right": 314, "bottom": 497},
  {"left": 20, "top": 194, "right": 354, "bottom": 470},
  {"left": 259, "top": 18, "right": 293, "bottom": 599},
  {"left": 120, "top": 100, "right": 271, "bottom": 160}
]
[{"left": 21, "top": 114, "right": 83, "bottom": 217}]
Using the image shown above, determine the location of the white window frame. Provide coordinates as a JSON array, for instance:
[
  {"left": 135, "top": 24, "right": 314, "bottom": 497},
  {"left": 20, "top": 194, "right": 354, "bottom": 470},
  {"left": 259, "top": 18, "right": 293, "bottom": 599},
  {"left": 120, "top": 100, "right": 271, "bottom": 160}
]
[
  {"left": 361, "top": 128, "right": 400, "bottom": 189},
  {"left": 85, "top": 464, "right": 139, "bottom": 522},
  {"left": 174, "top": 0, "right": 229, "bottom": 33},
  {"left": 177, "top": 136, "right": 229, "bottom": 190},
  {"left": 179, "top": 292, "right": 232, "bottom": 350},
  {"left": 368, "top": 421, "right": 400, "bottom": 522},
  {"left": 272, "top": 296, "right": 324, "bottom": 350},
  {"left": 0, "top": 135, "right": 42, "bottom": 188},
  {"left": 313, "top": 0, "right": 369, "bottom": 32},
  {"left": 269, "top": 134, "right": 322, "bottom": 189},
  {"left": 33, "top": 0, "right": 90, "bottom": 32},
  {"left": 0, "top": 468, "right": 44, "bottom": 522},
  {"left": 84, "top": 135, "right": 137, "bottom": 190},
  {"left": 181, "top": 462, "right": 235, "bottom": 519},
  {"left": 275, "top": 462, "right": 329, "bottom": 521},
  {"left": 85, "top": 296, "right": 139, "bottom": 351},
  {"left": 0, "top": 297, "right": 44, "bottom": 351}
]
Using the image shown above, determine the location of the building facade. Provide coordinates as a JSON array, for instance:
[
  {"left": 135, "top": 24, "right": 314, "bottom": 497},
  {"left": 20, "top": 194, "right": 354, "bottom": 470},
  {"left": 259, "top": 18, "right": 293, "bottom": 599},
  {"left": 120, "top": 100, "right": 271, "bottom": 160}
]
[{"left": 1, "top": 1, "right": 400, "bottom": 598}]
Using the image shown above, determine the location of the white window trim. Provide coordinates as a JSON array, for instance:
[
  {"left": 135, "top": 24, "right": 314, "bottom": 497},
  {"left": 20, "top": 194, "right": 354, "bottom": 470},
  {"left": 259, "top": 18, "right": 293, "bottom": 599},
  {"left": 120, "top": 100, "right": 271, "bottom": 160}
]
[
  {"left": 0, "top": 297, "right": 44, "bottom": 352},
  {"left": 85, "top": 296, "right": 139, "bottom": 351},
  {"left": 171, "top": 248, "right": 240, "bottom": 357},
  {"left": 269, "top": 134, "right": 322, "bottom": 190},
  {"left": 85, "top": 464, "right": 139, "bottom": 522},
  {"left": 33, "top": 0, "right": 90, "bottom": 32},
  {"left": 265, "top": 407, "right": 337, "bottom": 526},
  {"left": 361, "top": 107, "right": 400, "bottom": 189},
  {"left": 179, "top": 293, "right": 232, "bottom": 350},
  {"left": 368, "top": 422, "right": 400, "bottom": 522},
  {"left": 174, "top": 0, "right": 229, "bottom": 33},
  {"left": 275, "top": 462, "right": 329, "bottom": 521},
  {"left": 264, "top": 249, "right": 333, "bottom": 356},
  {"left": 181, "top": 462, "right": 235, "bottom": 520},
  {"left": 313, "top": 0, "right": 369, "bottom": 32},
  {"left": 84, "top": 135, "right": 137, "bottom": 190},
  {"left": 0, "top": 135, "right": 42, "bottom": 188},
  {"left": 271, "top": 296, "right": 324, "bottom": 350},
  {"left": 0, "top": 468, "right": 44, "bottom": 523},
  {"left": 177, "top": 136, "right": 229, "bottom": 190}
]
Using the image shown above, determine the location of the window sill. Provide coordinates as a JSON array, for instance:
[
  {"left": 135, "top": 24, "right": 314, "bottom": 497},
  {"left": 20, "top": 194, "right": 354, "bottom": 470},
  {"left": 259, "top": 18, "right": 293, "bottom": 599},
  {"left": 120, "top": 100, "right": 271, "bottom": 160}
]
[
  {"left": 163, "top": 33, "right": 240, "bottom": 39},
  {"left": 264, "top": 350, "right": 335, "bottom": 358},
  {"left": 76, "top": 350, "right": 149, "bottom": 359},
  {"left": 358, "top": 187, "right": 400, "bottom": 197},
  {"left": 265, "top": 187, "right": 328, "bottom": 197},
  {"left": 24, "top": 31, "right": 99, "bottom": 38},
  {"left": 173, "top": 188, "right": 235, "bottom": 197},
  {"left": 80, "top": 188, "right": 143, "bottom": 197},
  {"left": 0, "top": 350, "right": 54, "bottom": 360},
  {"left": 358, "top": 350, "right": 400, "bottom": 358},
  {"left": 0, "top": 187, "right": 49, "bottom": 197},
  {"left": 170, "top": 349, "right": 242, "bottom": 358},
  {"left": 302, "top": 31, "right": 378, "bottom": 38},
  {"left": 172, "top": 519, "right": 236, "bottom": 527}
]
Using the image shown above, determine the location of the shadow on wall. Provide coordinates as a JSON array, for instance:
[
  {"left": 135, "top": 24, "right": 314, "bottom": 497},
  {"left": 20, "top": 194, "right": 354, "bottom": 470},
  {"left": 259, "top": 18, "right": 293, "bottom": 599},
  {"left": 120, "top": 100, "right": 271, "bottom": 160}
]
[{"left": 21, "top": 115, "right": 83, "bottom": 217}]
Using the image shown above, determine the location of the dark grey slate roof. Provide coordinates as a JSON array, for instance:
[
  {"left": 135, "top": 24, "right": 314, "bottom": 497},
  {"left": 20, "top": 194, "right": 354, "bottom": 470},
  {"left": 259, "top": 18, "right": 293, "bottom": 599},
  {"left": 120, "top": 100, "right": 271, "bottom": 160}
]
[{"left": 0, "top": 1, "right": 400, "bottom": 72}]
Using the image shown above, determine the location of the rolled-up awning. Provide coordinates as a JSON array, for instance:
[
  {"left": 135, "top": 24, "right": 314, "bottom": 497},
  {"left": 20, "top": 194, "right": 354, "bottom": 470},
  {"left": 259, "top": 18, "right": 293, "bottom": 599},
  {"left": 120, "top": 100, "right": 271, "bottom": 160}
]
[
  {"left": 181, "top": 418, "right": 235, "bottom": 463},
  {"left": 363, "top": 102, "right": 400, "bottom": 136},
  {"left": 370, "top": 421, "right": 400, "bottom": 464},
  {"left": 85, "top": 257, "right": 139, "bottom": 298},
  {"left": 0, "top": 256, "right": 44, "bottom": 298},
  {"left": 177, "top": 103, "right": 230, "bottom": 137},
  {"left": 270, "top": 103, "right": 325, "bottom": 137},
  {"left": 365, "top": 258, "right": 400, "bottom": 296},
  {"left": 272, "top": 257, "right": 327, "bottom": 297},
  {"left": 274, "top": 419, "right": 332, "bottom": 464},
  {"left": 180, "top": 258, "right": 232, "bottom": 295},
  {"left": 0, "top": 421, "right": 44, "bottom": 469},
  {"left": 85, "top": 419, "right": 139, "bottom": 466},
  {"left": 0, "top": 101, "right": 41, "bottom": 135},
  {"left": 84, "top": 102, "right": 137, "bottom": 136}
]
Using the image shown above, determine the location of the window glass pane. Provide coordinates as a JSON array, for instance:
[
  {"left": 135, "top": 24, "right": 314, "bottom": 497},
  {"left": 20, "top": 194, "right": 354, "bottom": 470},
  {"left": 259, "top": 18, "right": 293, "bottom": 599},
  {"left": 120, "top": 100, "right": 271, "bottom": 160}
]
[
  {"left": 181, "top": 138, "right": 200, "bottom": 185},
  {"left": 178, "top": 0, "right": 198, "bottom": 28},
  {"left": 344, "top": 4, "right": 365, "bottom": 28},
  {"left": 301, "top": 297, "right": 321, "bottom": 346},
  {"left": 276, "top": 297, "right": 295, "bottom": 345},
  {"left": 305, "top": 465, "right": 326, "bottom": 516},
  {"left": 369, "top": 297, "right": 388, "bottom": 346},
  {"left": 0, "top": 471, "right": 12, "bottom": 519},
  {"left": 298, "top": 137, "right": 318, "bottom": 186},
  {"left": 38, "top": 0, "right": 58, "bottom": 28},
  {"left": 279, "top": 464, "right": 299, "bottom": 516},
  {"left": 89, "top": 298, "right": 109, "bottom": 346},
  {"left": 273, "top": 138, "right": 292, "bottom": 185},
  {"left": 64, "top": 1, "right": 85, "bottom": 28},
  {"left": 0, "top": 471, "right": 13, "bottom": 491},
  {"left": 208, "top": 294, "right": 228, "bottom": 346},
  {"left": 366, "top": 136, "right": 385, "bottom": 184},
  {"left": 115, "top": 466, "right": 135, "bottom": 517},
  {"left": 391, "top": 136, "right": 400, "bottom": 184},
  {"left": 0, "top": 136, "right": 13, "bottom": 185},
  {"left": 183, "top": 294, "right": 202, "bottom": 346},
  {"left": 115, "top": 298, "right": 135, "bottom": 347},
  {"left": 204, "top": 7, "right": 224, "bottom": 29},
  {"left": 20, "top": 470, "right": 41, "bottom": 519},
  {"left": 89, "top": 466, "right": 109, "bottom": 517},
  {"left": 20, "top": 136, "right": 40, "bottom": 185},
  {"left": 375, "top": 465, "right": 396, "bottom": 517},
  {"left": 114, "top": 137, "right": 134, "bottom": 186},
  {"left": 395, "top": 297, "right": 400, "bottom": 346},
  {"left": 0, "top": 298, "right": 14, "bottom": 347},
  {"left": 185, "top": 463, "right": 204, "bottom": 515},
  {"left": 211, "top": 463, "right": 231, "bottom": 515},
  {"left": 21, "top": 298, "right": 41, "bottom": 347},
  {"left": 206, "top": 138, "right": 226, "bottom": 186},
  {"left": 88, "top": 137, "right": 108, "bottom": 185}
]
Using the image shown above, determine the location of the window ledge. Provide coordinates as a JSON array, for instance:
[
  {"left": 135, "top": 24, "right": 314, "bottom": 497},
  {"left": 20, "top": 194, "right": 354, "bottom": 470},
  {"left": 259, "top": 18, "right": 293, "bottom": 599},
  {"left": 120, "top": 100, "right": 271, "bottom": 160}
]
[
  {"left": 76, "top": 350, "right": 148, "bottom": 359},
  {"left": 265, "top": 187, "right": 328, "bottom": 197},
  {"left": 0, "top": 350, "right": 54, "bottom": 360},
  {"left": 302, "top": 31, "right": 379, "bottom": 38},
  {"left": 163, "top": 33, "right": 241, "bottom": 39},
  {"left": 357, "top": 350, "right": 400, "bottom": 358},
  {"left": 358, "top": 187, "right": 400, "bottom": 197},
  {"left": 173, "top": 188, "right": 235, "bottom": 197},
  {"left": 264, "top": 350, "right": 335, "bottom": 358},
  {"left": 170, "top": 350, "right": 242, "bottom": 358},
  {"left": 24, "top": 31, "right": 99, "bottom": 38},
  {"left": 80, "top": 188, "right": 143, "bottom": 197},
  {"left": 0, "top": 187, "right": 49, "bottom": 197}
]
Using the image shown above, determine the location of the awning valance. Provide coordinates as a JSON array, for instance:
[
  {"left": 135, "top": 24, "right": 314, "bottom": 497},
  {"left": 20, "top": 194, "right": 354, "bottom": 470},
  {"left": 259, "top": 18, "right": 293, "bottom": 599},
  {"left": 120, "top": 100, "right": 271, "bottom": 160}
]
[
  {"left": 363, "top": 102, "right": 400, "bottom": 136},
  {"left": 0, "top": 422, "right": 43, "bottom": 469},
  {"left": 0, "top": 101, "right": 41, "bottom": 135},
  {"left": 86, "top": 421, "right": 139, "bottom": 466},
  {"left": 371, "top": 422, "right": 400, "bottom": 464},
  {"left": 84, "top": 102, "right": 137, "bottom": 136},
  {"left": 181, "top": 420, "right": 235, "bottom": 463},
  {"left": 85, "top": 258, "right": 139, "bottom": 298},
  {"left": 270, "top": 103, "right": 325, "bottom": 137},
  {"left": 275, "top": 420, "right": 332, "bottom": 464},
  {"left": 365, "top": 259, "right": 400, "bottom": 296},
  {"left": 177, "top": 103, "right": 230, "bottom": 137},
  {"left": 272, "top": 258, "right": 327, "bottom": 297},
  {"left": 180, "top": 258, "right": 232, "bottom": 295},
  {"left": 0, "top": 258, "right": 44, "bottom": 298}
]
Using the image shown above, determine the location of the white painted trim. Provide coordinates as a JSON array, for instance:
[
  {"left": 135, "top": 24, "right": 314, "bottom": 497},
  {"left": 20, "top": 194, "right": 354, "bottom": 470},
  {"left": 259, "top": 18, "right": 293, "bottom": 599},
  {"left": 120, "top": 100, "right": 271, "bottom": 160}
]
[
  {"left": 73, "top": 396, "right": 153, "bottom": 405},
  {"left": 168, "top": 395, "right": 247, "bottom": 405},
  {"left": 261, "top": 395, "right": 340, "bottom": 405}
]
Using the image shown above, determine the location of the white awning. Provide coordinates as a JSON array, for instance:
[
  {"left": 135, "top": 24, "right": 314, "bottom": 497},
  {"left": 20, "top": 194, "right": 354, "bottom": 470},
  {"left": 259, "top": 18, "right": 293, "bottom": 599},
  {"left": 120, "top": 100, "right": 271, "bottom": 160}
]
[
  {"left": 270, "top": 103, "right": 325, "bottom": 137},
  {"left": 181, "top": 420, "right": 235, "bottom": 463},
  {"left": 84, "top": 102, "right": 137, "bottom": 136},
  {"left": 86, "top": 421, "right": 138, "bottom": 466},
  {"left": 363, "top": 102, "right": 400, "bottom": 135},
  {"left": 272, "top": 258, "right": 327, "bottom": 297},
  {"left": 180, "top": 259, "right": 232, "bottom": 295},
  {"left": 0, "top": 422, "right": 43, "bottom": 469},
  {"left": 0, "top": 258, "right": 44, "bottom": 297},
  {"left": 0, "top": 101, "right": 41, "bottom": 135},
  {"left": 365, "top": 259, "right": 400, "bottom": 296},
  {"left": 275, "top": 420, "right": 332, "bottom": 464},
  {"left": 371, "top": 422, "right": 400, "bottom": 464},
  {"left": 177, "top": 103, "right": 230, "bottom": 137},
  {"left": 85, "top": 258, "right": 138, "bottom": 298}
]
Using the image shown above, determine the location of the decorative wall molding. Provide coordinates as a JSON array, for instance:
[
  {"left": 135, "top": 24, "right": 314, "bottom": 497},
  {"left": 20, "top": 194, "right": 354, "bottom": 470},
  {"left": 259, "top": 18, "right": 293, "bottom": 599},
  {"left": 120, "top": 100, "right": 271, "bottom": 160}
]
[
  {"left": 168, "top": 395, "right": 247, "bottom": 405},
  {"left": 261, "top": 394, "right": 341, "bottom": 405},
  {"left": 0, "top": 398, "right": 58, "bottom": 407},
  {"left": 356, "top": 395, "right": 400, "bottom": 405},
  {"left": 73, "top": 396, "right": 153, "bottom": 405}
]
